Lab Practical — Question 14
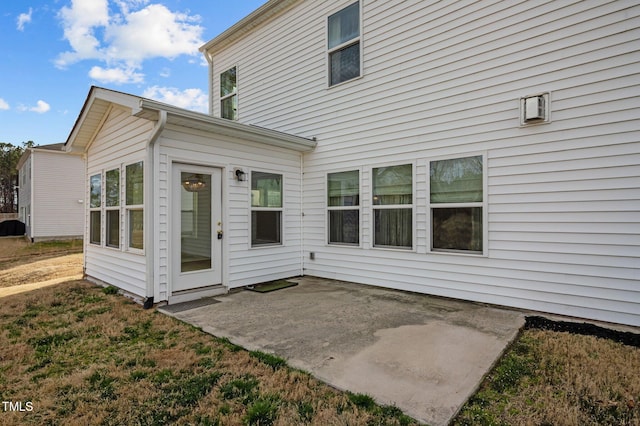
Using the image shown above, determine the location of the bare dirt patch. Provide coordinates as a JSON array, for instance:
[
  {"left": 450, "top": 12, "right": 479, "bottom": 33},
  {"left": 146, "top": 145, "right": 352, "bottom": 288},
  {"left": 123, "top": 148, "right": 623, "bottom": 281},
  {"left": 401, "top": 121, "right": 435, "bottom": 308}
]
[
  {"left": 0, "top": 238, "right": 83, "bottom": 291},
  {"left": 0, "top": 253, "right": 83, "bottom": 288}
]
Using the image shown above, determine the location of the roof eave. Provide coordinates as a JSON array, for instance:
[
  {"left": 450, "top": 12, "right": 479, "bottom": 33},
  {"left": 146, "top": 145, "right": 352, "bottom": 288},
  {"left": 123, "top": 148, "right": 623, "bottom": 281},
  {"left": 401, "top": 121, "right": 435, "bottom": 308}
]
[{"left": 200, "top": 0, "right": 301, "bottom": 55}]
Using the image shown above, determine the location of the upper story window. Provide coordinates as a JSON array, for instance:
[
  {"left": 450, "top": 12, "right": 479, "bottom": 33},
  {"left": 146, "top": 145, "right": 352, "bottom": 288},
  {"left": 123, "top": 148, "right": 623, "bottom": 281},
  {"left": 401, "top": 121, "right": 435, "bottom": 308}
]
[
  {"left": 328, "top": 2, "right": 361, "bottom": 86},
  {"left": 220, "top": 66, "right": 237, "bottom": 120}
]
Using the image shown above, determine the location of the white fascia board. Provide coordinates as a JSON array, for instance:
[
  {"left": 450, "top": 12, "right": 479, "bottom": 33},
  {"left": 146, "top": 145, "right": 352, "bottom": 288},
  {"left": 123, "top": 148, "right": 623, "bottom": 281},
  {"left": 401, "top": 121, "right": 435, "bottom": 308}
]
[{"left": 138, "top": 98, "right": 317, "bottom": 152}]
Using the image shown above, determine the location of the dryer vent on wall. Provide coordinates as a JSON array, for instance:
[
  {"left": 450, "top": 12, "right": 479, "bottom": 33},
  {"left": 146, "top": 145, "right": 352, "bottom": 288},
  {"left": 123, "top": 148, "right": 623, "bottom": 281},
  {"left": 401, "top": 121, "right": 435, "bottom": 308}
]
[{"left": 520, "top": 92, "right": 550, "bottom": 125}]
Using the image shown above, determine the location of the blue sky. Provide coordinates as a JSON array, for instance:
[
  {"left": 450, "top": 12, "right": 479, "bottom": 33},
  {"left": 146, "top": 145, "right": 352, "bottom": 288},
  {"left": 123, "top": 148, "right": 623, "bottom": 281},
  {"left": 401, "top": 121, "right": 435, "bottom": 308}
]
[{"left": 0, "top": 0, "right": 267, "bottom": 147}]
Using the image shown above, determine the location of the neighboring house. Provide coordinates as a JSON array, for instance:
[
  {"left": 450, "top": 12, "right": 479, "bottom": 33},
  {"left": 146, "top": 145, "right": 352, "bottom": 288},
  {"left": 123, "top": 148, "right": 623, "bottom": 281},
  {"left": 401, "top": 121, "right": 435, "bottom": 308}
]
[
  {"left": 65, "top": 1, "right": 639, "bottom": 326},
  {"left": 16, "top": 143, "right": 84, "bottom": 241}
]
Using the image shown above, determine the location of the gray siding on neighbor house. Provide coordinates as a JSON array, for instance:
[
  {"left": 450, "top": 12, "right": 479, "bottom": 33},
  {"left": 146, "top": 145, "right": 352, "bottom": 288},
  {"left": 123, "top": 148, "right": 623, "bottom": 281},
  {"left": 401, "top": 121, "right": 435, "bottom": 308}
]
[
  {"left": 206, "top": 0, "right": 640, "bottom": 325},
  {"left": 84, "top": 105, "right": 152, "bottom": 297}
]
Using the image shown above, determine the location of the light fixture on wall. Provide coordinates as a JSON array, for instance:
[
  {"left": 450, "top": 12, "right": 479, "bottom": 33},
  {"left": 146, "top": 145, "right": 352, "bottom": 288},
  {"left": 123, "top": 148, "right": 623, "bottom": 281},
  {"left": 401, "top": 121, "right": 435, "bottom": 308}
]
[
  {"left": 234, "top": 168, "right": 246, "bottom": 182},
  {"left": 182, "top": 174, "right": 206, "bottom": 192}
]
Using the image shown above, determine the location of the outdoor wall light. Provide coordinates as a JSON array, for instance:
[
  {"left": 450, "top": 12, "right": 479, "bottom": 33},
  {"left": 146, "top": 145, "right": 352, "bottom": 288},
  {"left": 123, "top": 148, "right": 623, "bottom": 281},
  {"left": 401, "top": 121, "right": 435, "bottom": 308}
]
[{"left": 234, "top": 168, "right": 246, "bottom": 182}]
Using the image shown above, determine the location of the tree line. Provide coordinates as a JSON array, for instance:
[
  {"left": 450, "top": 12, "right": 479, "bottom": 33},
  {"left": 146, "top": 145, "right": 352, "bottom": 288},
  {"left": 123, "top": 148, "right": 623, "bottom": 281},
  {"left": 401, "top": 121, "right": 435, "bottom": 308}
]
[{"left": 0, "top": 142, "right": 33, "bottom": 213}]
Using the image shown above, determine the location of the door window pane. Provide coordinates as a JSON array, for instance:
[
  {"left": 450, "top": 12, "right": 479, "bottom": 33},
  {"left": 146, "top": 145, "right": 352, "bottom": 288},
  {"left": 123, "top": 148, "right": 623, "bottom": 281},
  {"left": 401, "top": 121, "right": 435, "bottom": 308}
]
[{"left": 181, "top": 172, "right": 212, "bottom": 272}]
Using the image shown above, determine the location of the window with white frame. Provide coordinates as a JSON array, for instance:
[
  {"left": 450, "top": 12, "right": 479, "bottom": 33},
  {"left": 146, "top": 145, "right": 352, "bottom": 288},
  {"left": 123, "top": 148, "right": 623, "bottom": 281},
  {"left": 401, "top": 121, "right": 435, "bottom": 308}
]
[
  {"left": 372, "top": 164, "right": 413, "bottom": 248},
  {"left": 430, "top": 155, "right": 484, "bottom": 253},
  {"left": 220, "top": 66, "right": 237, "bottom": 120},
  {"left": 328, "top": 1, "right": 361, "bottom": 86},
  {"left": 89, "top": 173, "right": 101, "bottom": 245},
  {"left": 251, "top": 171, "right": 282, "bottom": 247},
  {"left": 327, "top": 170, "right": 359, "bottom": 245},
  {"left": 105, "top": 168, "right": 120, "bottom": 248},
  {"left": 125, "top": 161, "right": 144, "bottom": 250}
]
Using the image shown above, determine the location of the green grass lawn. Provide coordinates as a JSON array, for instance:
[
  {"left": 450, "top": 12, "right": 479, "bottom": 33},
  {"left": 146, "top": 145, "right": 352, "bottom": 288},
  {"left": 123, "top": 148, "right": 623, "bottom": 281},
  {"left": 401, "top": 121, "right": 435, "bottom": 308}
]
[{"left": 0, "top": 280, "right": 416, "bottom": 425}]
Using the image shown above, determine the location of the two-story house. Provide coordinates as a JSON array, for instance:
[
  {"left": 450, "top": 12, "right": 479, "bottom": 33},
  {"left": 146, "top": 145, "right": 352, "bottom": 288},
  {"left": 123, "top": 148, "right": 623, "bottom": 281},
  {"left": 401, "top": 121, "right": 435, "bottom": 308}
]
[
  {"left": 16, "top": 143, "right": 85, "bottom": 241},
  {"left": 65, "top": 0, "right": 639, "bottom": 326}
]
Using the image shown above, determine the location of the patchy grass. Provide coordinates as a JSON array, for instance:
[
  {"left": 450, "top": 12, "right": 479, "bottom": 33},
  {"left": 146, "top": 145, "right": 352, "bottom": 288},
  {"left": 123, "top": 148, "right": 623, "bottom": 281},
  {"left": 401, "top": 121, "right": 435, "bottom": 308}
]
[
  {"left": 453, "top": 327, "right": 640, "bottom": 425},
  {"left": 0, "top": 279, "right": 417, "bottom": 425},
  {"left": 0, "top": 238, "right": 82, "bottom": 262}
]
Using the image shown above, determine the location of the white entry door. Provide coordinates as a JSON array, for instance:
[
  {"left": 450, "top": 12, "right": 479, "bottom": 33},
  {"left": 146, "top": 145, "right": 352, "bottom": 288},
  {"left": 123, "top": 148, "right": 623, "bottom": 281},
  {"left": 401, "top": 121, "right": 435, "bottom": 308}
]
[{"left": 171, "top": 164, "right": 222, "bottom": 293}]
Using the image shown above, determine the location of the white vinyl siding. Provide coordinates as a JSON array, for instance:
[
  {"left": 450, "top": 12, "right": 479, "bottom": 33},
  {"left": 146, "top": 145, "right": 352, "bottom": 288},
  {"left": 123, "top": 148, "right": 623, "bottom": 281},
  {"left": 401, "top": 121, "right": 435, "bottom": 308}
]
[
  {"left": 19, "top": 151, "right": 84, "bottom": 241},
  {"left": 156, "top": 126, "right": 304, "bottom": 301},
  {"left": 85, "top": 106, "right": 151, "bottom": 297},
  {"left": 208, "top": 1, "right": 640, "bottom": 326}
]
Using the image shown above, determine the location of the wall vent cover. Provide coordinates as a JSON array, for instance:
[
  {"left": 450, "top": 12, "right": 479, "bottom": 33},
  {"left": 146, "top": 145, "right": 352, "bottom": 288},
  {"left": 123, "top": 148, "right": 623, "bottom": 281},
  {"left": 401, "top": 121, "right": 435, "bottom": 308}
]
[{"left": 520, "top": 92, "right": 550, "bottom": 125}]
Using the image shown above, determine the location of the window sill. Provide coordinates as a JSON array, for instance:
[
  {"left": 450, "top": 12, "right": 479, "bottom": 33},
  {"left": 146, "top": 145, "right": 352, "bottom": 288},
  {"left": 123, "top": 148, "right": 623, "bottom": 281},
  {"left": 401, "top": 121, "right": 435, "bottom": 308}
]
[
  {"left": 327, "top": 74, "right": 364, "bottom": 90},
  {"left": 429, "top": 249, "right": 488, "bottom": 258}
]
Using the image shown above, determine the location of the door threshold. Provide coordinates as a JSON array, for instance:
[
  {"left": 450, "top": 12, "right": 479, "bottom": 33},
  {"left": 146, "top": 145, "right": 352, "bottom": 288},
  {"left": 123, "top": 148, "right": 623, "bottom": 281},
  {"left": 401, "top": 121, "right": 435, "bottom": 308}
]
[{"left": 169, "top": 284, "right": 227, "bottom": 304}]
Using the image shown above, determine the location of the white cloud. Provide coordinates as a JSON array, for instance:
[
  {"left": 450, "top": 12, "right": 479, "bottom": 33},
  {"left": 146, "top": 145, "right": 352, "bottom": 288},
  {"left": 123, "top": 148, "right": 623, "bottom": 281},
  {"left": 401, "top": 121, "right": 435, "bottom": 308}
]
[
  {"left": 55, "top": 0, "right": 204, "bottom": 84},
  {"left": 30, "top": 100, "right": 51, "bottom": 114},
  {"left": 0, "top": 98, "right": 9, "bottom": 110},
  {"left": 89, "top": 65, "right": 144, "bottom": 84},
  {"left": 17, "top": 8, "right": 33, "bottom": 31},
  {"left": 142, "top": 86, "right": 208, "bottom": 113},
  {"left": 18, "top": 100, "right": 51, "bottom": 113}
]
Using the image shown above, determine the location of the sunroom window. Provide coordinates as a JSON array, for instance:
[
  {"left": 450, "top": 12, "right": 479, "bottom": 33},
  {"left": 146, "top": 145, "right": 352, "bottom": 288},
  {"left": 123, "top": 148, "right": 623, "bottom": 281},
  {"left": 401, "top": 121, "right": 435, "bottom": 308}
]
[
  {"left": 430, "top": 155, "right": 483, "bottom": 253},
  {"left": 251, "top": 172, "right": 282, "bottom": 247},
  {"left": 372, "top": 164, "right": 413, "bottom": 248},
  {"left": 220, "top": 66, "right": 237, "bottom": 120},
  {"left": 125, "top": 161, "right": 144, "bottom": 250},
  {"left": 328, "top": 170, "right": 359, "bottom": 245},
  {"left": 89, "top": 173, "right": 101, "bottom": 245},
  {"left": 328, "top": 2, "right": 361, "bottom": 86},
  {"left": 105, "top": 168, "right": 120, "bottom": 249}
]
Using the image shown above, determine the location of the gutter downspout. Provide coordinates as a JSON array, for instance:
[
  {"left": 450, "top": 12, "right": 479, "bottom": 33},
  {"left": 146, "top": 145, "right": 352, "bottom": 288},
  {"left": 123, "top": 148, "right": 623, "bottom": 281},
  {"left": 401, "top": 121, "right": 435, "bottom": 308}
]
[
  {"left": 204, "top": 51, "right": 215, "bottom": 116},
  {"left": 143, "top": 109, "right": 167, "bottom": 309}
]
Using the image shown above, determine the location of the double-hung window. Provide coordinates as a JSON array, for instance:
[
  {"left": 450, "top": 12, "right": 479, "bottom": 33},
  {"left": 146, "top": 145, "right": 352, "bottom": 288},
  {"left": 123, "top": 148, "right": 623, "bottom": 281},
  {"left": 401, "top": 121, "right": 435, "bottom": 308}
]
[
  {"left": 251, "top": 172, "right": 282, "bottom": 247},
  {"left": 126, "top": 161, "right": 144, "bottom": 250},
  {"left": 372, "top": 164, "right": 413, "bottom": 249},
  {"left": 328, "top": 2, "right": 361, "bottom": 86},
  {"left": 105, "top": 168, "right": 120, "bottom": 248},
  {"left": 89, "top": 173, "right": 101, "bottom": 245},
  {"left": 328, "top": 170, "right": 359, "bottom": 245},
  {"left": 220, "top": 66, "right": 237, "bottom": 120},
  {"left": 430, "top": 155, "right": 484, "bottom": 253}
]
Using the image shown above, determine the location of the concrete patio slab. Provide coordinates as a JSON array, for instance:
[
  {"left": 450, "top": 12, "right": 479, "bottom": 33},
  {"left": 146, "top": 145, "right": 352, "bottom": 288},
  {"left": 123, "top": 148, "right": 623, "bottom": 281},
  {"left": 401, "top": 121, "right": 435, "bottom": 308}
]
[{"left": 160, "top": 277, "right": 525, "bottom": 425}]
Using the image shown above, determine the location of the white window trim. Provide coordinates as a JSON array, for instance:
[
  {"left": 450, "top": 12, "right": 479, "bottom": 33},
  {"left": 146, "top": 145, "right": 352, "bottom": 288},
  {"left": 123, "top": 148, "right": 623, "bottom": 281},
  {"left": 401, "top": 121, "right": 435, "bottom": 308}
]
[
  {"left": 220, "top": 65, "right": 238, "bottom": 120},
  {"left": 426, "top": 152, "right": 488, "bottom": 257},
  {"left": 250, "top": 170, "right": 284, "bottom": 249},
  {"left": 326, "top": 168, "right": 362, "bottom": 246},
  {"left": 326, "top": 1, "right": 363, "bottom": 88},
  {"left": 370, "top": 161, "right": 416, "bottom": 251}
]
